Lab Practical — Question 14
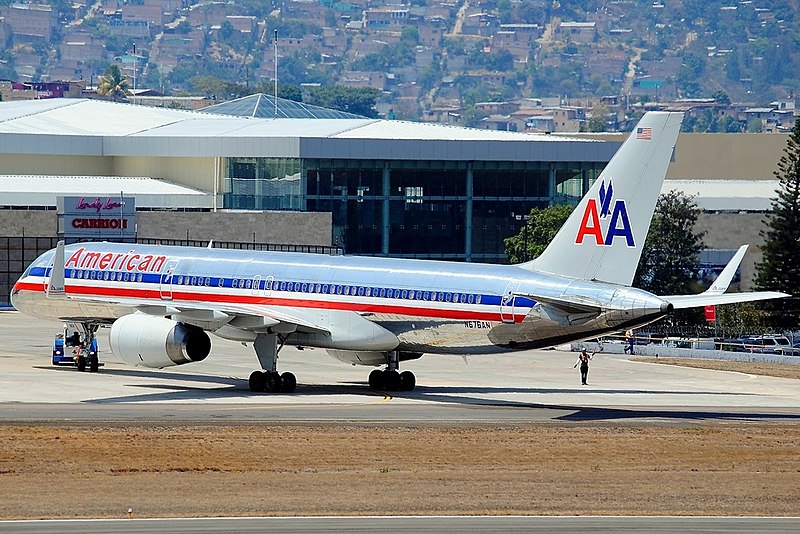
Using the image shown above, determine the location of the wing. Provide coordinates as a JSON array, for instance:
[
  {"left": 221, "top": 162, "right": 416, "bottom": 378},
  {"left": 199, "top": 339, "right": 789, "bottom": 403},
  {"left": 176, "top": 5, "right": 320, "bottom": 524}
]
[{"left": 80, "top": 294, "right": 330, "bottom": 335}]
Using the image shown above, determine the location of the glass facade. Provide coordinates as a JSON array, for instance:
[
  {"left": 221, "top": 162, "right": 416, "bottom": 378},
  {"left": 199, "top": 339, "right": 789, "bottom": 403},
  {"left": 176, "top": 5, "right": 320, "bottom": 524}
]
[
  {"left": 225, "top": 158, "right": 303, "bottom": 210},
  {"left": 224, "top": 156, "right": 605, "bottom": 263}
]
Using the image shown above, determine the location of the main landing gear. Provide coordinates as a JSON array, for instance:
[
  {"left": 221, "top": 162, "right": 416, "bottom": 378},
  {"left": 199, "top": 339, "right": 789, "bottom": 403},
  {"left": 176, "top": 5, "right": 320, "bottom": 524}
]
[
  {"left": 368, "top": 351, "right": 416, "bottom": 392},
  {"left": 248, "top": 333, "right": 296, "bottom": 393}
]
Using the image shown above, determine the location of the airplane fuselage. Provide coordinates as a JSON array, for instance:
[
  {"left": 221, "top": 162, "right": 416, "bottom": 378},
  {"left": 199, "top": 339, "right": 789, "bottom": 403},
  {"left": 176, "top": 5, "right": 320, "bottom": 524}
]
[{"left": 12, "top": 242, "right": 670, "bottom": 358}]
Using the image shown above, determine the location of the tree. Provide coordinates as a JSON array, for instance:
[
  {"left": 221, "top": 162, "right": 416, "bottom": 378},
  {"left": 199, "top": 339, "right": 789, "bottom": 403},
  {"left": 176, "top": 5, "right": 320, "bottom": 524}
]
[
  {"left": 503, "top": 205, "right": 573, "bottom": 264},
  {"left": 97, "top": 65, "right": 130, "bottom": 101},
  {"left": 633, "top": 190, "right": 706, "bottom": 296},
  {"left": 712, "top": 90, "right": 731, "bottom": 105},
  {"left": 305, "top": 86, "right": 381, "bottom": 118},
  {"left": 754, "top": 117, "right": 800, "bottom": 324},
  {"left": 190, "top": 75, "right": 229, "bottom": 99}
]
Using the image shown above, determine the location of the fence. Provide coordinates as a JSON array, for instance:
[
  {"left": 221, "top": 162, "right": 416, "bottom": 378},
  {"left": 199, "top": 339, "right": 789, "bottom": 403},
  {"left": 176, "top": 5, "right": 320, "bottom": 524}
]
[{"left": 0, "top": 237, "right": 343, "bottom": 307}]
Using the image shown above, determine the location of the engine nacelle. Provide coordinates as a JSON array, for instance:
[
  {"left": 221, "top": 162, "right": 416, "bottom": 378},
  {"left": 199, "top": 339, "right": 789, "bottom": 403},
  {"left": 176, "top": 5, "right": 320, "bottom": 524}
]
[{"left": 110, "top": 314, "right": 211, "bottom": 368}]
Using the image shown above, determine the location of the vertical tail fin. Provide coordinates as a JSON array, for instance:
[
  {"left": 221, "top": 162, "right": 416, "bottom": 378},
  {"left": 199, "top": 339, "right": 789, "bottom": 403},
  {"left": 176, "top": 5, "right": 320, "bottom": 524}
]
[{"left": 524, "top": 111, "right": 684, "bottom": 286}]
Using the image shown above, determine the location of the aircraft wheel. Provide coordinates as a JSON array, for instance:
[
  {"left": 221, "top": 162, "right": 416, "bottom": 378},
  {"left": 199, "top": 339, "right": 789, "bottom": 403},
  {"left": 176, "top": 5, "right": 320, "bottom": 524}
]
[
  {"left": 281, "top": 372, "right": 297, "bottom": 393},
  {"left": 265, "top": 371, "right": 283, "bottom": 393},
  {"left": 89, "top": 354, "right": 99, "bottom": 373},
  {"left": 368, "top": 369, "right": 384, "bottom": 390},
  {"left": 384, "top": 370, "right": 401, "bottom": 391},
  {"left": 249, "top": 370, "right": 265, "bottom": 392},
  {"left": 76, "top": 355, "right": 86, "bottom": 372},
  {"left": 399, "top": 370, "right": 416, "bottom": 391}
]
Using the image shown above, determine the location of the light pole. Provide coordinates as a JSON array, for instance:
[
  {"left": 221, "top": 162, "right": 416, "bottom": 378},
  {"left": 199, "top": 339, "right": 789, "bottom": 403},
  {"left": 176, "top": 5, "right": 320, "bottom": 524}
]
[{"left": 514, "top": 213, "right": 530, "bottom": 262}]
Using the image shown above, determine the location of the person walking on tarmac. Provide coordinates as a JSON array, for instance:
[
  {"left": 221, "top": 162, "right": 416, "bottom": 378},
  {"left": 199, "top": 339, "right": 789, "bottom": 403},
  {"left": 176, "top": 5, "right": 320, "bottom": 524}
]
[
  {"left": 624, "top": 329, "right": 635, "bottom": 355},
  {"left": 573, "top": 349, "right": 595, "bottom": 385}
]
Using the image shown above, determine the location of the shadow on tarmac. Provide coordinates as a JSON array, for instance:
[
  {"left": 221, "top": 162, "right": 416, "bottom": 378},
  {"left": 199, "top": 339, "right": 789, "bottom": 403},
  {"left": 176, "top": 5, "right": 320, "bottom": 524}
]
[{"left": 32, "top": 366, "right": 800, "bottom": 423}]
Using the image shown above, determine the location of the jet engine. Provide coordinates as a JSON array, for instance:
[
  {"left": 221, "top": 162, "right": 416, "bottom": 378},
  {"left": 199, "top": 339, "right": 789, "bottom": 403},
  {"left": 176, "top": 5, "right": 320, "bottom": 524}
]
[{"left": 110, "top": 313, "right": 211, "bottom": 368}]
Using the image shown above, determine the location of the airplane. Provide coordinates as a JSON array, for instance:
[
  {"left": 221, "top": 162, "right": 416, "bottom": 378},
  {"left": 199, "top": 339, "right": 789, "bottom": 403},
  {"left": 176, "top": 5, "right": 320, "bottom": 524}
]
[{"left": 10, "top": 111, "right": 788, "bottom": 393}]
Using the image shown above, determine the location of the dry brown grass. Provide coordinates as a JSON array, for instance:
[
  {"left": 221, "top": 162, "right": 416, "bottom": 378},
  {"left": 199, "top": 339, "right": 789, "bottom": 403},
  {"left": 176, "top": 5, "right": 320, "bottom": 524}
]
[
  {"left": 632, "top": 357, "right": 800, "bottom": 380},
  {"left": 1, "top": 424, "right": 799, "bottom": 519}
]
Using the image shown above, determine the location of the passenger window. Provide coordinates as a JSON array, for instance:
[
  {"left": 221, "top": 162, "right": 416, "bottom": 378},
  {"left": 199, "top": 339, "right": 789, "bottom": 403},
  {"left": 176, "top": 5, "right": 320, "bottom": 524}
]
[
  {"left": 379, "top": 288, "right": 386, "bottom": 298},
  {"left": 358, "top": 287, "right": 365, "bottom": 296},
  {"left": 246, "top": 280, "right": 252, "bottom": 289},
  {"left": 476, "top": 295, "right": 482, "bottom": 304},
  {"left": 137, "top": 273, "right": 143, "bottom": 283}
]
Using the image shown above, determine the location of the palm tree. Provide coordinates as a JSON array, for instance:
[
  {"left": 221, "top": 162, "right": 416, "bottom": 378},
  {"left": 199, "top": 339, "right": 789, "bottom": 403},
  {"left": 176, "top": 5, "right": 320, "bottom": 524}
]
[{"left": 97, "top": 65, "right": 130, "bottom": 102}]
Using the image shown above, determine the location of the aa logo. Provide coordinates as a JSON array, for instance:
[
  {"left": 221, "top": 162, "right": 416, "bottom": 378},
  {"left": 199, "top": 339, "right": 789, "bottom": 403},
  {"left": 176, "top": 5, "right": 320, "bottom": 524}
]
[{"left": 574, "top": 180, "right": 635, "bottom": 247}]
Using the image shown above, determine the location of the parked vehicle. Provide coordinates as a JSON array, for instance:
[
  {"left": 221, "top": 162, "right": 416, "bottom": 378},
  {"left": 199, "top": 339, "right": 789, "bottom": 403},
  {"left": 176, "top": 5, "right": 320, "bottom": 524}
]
[
  {"left": 739, "top": 335, "right": 797, "bottom": 355},
  {"left": 658, "top": 337, "right": 716, "bottom": 350},
  {"left": 52, "top": 327, "right": 99, "bottom": 370}
]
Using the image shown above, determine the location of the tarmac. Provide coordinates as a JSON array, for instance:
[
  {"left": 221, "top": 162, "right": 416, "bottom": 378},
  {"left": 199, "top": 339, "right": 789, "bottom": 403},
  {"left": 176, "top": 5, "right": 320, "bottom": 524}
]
[{"left": 1, "top": 310, "right": 799, "bottom": 422}]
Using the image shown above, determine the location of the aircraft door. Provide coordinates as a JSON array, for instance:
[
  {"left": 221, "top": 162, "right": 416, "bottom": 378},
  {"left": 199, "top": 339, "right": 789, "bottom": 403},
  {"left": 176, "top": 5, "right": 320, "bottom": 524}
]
[
  {"left": 159, "top": 260, "right": 179, "bottom": 300},
  {"left": 500, "top": 281, "right": 522, "bottom": 324}
]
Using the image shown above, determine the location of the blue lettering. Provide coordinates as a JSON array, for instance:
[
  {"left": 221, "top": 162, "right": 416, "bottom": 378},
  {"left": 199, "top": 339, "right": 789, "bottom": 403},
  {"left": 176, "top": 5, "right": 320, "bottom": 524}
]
[{"left": 603, "top": 201, "right": 635, "bottom": 247}]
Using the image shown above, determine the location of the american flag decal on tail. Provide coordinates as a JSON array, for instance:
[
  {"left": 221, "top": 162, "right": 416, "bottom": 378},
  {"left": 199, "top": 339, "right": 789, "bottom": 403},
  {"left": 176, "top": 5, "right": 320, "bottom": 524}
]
[{"left": 636, "top": 127, "right": 652, "bottom": 140}]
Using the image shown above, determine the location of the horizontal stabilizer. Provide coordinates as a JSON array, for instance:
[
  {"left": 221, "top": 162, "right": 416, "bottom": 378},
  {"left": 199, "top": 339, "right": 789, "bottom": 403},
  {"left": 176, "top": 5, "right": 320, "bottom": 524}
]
[
  {"left": 666, "top": 291, "right": 789, "bottom": 309},
  {"left": 662, "top": 244, "right": 789, "bottom": 308}
]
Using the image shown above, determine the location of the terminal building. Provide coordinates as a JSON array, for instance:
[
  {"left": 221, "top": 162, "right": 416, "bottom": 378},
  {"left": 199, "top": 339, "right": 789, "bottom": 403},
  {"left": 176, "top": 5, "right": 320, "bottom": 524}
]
[
  {"left": 0, "top": 95, "right": 791, "bottom": 306},
  {"left": 0, "top": 95, "right": 617, "bottom": 262}
]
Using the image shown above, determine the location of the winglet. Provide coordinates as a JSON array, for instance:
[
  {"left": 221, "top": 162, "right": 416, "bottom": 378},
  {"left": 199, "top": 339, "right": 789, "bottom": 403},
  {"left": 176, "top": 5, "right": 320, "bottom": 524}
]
[
  {"left": 46, "top": 240, "right": 66, "bottom": 298},
  {"left": 705, "top": 245, "right": 748, "bottom": 295}
]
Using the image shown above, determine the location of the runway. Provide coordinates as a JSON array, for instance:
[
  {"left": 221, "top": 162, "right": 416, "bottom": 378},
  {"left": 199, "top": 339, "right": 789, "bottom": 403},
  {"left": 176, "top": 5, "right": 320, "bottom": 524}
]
[
  {"left": 1, "top": 516, "right": 799, "bottom": 533},
  {"left": 2, "top": 311, "right": 800, "bottom": 424}
]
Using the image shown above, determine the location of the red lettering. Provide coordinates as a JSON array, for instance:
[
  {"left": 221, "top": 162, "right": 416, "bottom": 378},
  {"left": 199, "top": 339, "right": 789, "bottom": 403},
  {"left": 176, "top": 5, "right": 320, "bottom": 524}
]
[
  {"left": 575, "top": 199, "right": 604, "bottom": 245},
  {"left": 126, "top": 254, "right": 141, "bottom": 271},
  {"left": 98, "top": 253, "right": 113, "bottom": 269},
  {"left": 81, "top": 251, "right": 101, "bottom": 269},
  {"left": 65, "top": 247, "right": 84, "bottom": 268},
  {"left": 70, "top": 218, "right": 129, "bottom": 230},
  {"left": 138, "top": 255, "right": 152, "bottom": 271},
  {"left": 151, "top": 255, "right": 166, "bottom": 273}
]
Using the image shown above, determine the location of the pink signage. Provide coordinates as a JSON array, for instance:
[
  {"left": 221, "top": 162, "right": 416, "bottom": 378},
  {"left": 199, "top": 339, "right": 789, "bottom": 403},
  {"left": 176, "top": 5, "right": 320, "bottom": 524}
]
[{"left": 76, "top": 197, "right": 124, "bottom": 213}]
